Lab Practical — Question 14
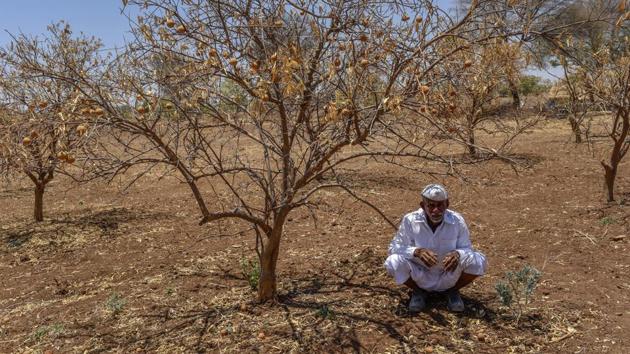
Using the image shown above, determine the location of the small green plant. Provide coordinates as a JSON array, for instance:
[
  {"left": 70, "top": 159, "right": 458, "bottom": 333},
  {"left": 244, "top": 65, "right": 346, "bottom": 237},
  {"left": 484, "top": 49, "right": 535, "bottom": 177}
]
[
  {"left": 316, "top": 304, "right": 335, "bottom": 320},
  {"left": 32, "top": 324, "right": 64, "bottom": 342},
  {"left": 495, "top": 265, "right": 542, "bottom": 323},
  {"left": 6, "top": 235, "right": 27, "bottom": 248},
  {"left": 240, "top": 257, "right": 260, "bottom": 291},
  {"left": 106, "top": 292, "right": 126, "bottom": 315},
  {"left": 600, "top": 216, "right": 615, "bottom": 225}
]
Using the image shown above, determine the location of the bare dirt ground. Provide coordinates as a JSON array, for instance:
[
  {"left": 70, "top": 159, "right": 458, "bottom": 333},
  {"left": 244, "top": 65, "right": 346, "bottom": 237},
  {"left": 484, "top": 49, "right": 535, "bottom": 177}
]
[{"left": 1, "top": 118, "right": 628, "bottom": 353}]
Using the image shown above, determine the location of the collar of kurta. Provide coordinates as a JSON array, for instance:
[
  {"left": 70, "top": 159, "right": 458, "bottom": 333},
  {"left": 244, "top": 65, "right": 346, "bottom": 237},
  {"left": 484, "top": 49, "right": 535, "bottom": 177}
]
[{"left": 413, "top": 209, "right": 457, "bottom": 225}]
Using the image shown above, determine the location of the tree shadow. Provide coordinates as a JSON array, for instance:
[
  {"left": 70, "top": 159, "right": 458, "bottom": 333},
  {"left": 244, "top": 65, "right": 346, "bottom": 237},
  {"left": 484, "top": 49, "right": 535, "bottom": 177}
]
[
  {"left": 49, "top": 249, "right": 546, "bottom": 352},
  {"left": 419, "top": 292, "right": 500, "bottom": 324},
  {"left": 0, "top": 184, "right": 32, "bottom": 198},
  {"left": 271, "top": 273, "right": 419, "bottom": 352},
  {"left": 440, "top": 151, "right": 544, "bottom": 168},
  {"left": 277, "top": 297, "right": 402, "bottom": 354},
  {"left": 53, "top": 207, "right": 163, "bottom": 232},
  {"left": 1, "top": 207, "right": 166, "bottom": 249},
  {"left": 59, "top": 307, "right": 229, "bottom": 352},
  {"left": 59, "top": 288, "right": 491, "bottom": 353},
  {"left": 267, "top": 244, "right": 544, "bottom": 351}
]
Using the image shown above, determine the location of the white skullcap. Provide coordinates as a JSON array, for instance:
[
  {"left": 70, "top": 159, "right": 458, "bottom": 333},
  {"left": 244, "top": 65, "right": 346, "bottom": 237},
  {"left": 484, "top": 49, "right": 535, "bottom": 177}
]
[{"left": 421, "top": 184, "right": 448, "bottom": 201}]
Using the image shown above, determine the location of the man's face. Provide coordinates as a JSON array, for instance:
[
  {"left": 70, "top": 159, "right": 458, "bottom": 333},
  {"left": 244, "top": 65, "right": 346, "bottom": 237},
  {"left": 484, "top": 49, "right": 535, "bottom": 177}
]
[{"left": 421, "top": 198, "right": 449, "bottom": 224}]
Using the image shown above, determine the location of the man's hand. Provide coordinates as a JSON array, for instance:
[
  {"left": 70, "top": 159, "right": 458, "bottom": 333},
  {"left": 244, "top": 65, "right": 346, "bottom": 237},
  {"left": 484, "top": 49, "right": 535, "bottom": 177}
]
[
  {"left": 442, "top": 251, "right": 460, "bottom": 272},
  {"left": 414, "top": 248, "right": 438, "bottom": 267}
]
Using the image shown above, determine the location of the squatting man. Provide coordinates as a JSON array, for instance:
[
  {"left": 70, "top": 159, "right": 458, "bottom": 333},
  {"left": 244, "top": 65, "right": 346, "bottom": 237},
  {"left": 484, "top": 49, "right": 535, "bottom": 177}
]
[{"left": 384, "top": 184, "right": 487, "bottom": 312}]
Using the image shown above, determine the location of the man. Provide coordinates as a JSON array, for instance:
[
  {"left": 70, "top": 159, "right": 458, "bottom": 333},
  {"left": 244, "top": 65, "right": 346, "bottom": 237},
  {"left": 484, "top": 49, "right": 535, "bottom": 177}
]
[{"left": 384, "top": 184, "right": 487, "bottom": 312}]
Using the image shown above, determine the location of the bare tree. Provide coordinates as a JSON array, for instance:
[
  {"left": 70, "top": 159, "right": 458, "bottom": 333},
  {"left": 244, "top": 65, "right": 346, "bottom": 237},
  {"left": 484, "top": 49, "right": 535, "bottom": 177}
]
[
  {"left": 591, "top": 51, "right": 629, "bottom": 202},
  {"left": 0, "top": 23, "right": 103, "bottom": 221},
  {"left": 558, "top": 60, "right": 592, "bottom": 143},
  {"left": 529, "top": 0, "right": 627, "bottom": 143},
  {"left": 458, "top": 0, "right": 578, "bottom": 109},
  {"left": 428, "top": 39, "right": 533, "bottom": 156},
  {"left": 25, "top": 0, "right": 591, "bottom": 302},
  {"left": 550, "top": 1, "right": 629, "bottom": 200}
]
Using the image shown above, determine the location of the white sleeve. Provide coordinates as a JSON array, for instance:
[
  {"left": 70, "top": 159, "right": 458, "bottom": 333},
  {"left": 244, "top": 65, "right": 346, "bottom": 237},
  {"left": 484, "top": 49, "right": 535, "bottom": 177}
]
[
  {"left": 388, "top": 217, "right": 417, "bottom": 259},
  {"left": 455, "top": 216, "right": 474, "bottom": 258}
]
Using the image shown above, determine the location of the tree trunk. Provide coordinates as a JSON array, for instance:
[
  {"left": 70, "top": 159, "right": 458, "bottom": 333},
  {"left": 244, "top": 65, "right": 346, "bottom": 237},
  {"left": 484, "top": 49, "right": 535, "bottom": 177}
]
[
  {"left": 257, "top": 239, "right": 280, "bottom": 302},
  {"left": 34, "top": 183, "right": 45, "bottom": 222},
  {"left": 257, "top": 212, "right": 288, "bottom": 302},
  {"left": 508, "top": 79, "right": 520, "bottom": 109},
  {"left": 603, "top": 164, "right": 616, "bottom": 202},
  {"left": 600, "top": 108, "right": 629, "bottom": 202},
  {"left": 175, "top": 165, "right": 210, "bottom": 224},
  {"left": 159, "top": 141, "right": 211, "bottom": 224},
  {"left": 569, "top": 117, "right": 582, "bottom": 144},
  {"left": 186, "top": 178, "right": 211, "bottom": 224}
]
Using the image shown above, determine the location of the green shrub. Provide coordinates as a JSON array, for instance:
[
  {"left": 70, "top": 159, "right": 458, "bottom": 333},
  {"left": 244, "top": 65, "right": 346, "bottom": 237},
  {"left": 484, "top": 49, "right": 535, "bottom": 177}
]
[
  {"left": 32, "top": 324, "right": 64, "bottom": 342},
  {"left": 519, "top": 75, "right": 551, "bottom": 96},
  {"left": 495, "top": 265, "right": 542, "bottom": 323},
  {"left": 316, "top": 304, "right": 335, "bottom": 320},
  {"left": 106, "top": 292, "right": 126, "bottom": 315},
  {"left": 240, "top": 257, "right": 261, "bottom": 291}
]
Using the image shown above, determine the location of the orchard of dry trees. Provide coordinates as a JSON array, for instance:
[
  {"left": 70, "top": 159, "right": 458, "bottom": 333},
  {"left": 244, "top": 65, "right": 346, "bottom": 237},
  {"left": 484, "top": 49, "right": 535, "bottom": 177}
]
[{"left": 0, "top": 0, "right": 621, "bottom": 302}]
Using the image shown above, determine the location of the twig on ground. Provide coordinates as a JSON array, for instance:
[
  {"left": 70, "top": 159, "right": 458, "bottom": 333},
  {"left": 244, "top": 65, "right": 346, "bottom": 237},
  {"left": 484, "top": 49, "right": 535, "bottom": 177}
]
[
  {"left": 572, "top": 229, "right": 596, "bottom": 245},
  {"left": 550, "top": 331, "right": 577, "bottom": 343}
]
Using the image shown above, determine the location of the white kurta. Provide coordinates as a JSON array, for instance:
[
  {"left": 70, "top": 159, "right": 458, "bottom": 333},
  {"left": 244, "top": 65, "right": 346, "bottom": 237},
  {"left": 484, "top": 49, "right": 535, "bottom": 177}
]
[{"left": 384, "top": 208, "right": 487, "bottom": 292}]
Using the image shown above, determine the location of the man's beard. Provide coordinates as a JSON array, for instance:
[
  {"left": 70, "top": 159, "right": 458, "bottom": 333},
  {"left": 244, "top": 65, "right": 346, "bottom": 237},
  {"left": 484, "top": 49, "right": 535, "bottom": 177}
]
[{"left": 427, "top": 214, "right": 443, "bottom": 224}]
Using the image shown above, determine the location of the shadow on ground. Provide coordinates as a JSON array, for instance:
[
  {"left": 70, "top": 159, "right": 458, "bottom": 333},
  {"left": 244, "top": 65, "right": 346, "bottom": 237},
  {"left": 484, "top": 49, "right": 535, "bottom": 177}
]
[
  {"left": 48, "top": 249, "right": 548, "bottom": 352},
  {"left": 1, "top": 207, "right": 167, "bottom": 250}
]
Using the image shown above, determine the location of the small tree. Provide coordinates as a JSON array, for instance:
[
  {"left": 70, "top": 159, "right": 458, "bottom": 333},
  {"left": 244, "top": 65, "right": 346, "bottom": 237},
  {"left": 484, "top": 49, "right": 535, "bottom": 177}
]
[
  {"left": 114, "top": 0, "right": 589, "bottom": 302},
  {"left": 427, "top": 39, "right": 533, "bottom": 156},
  {"left": 554, "top": 56, "right": 595, "bottom": 143},
  {"left": 590, "top": 54, "right": 630, "bottom": 202},
  {"left": 551, "top": 1, "right": 629, "bottom": 201},
  {"left": 533, "top": 0, "right": 627, "bottom": 143},
  {"left": 97, "top": 0, "right": 493, "bottom": 301},
  {"left": 0, "top": 23, "right": 103, "bottom": 221}
]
